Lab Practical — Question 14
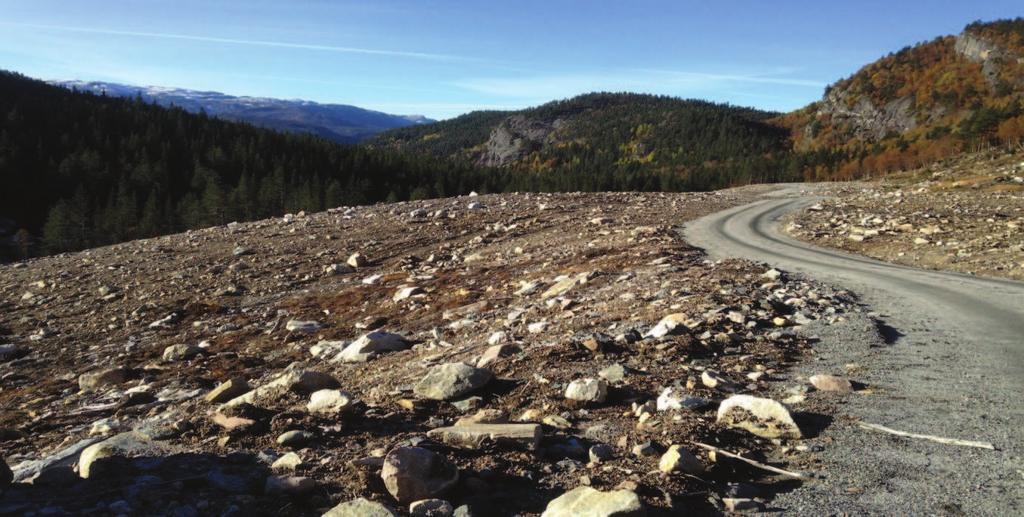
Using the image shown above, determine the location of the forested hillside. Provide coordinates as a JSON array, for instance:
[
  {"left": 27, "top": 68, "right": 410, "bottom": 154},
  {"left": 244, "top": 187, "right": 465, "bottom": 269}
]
[
  {"left": 373, "top": 93, "right": 796, "bottom": 187},
  {"left": 0, "top": 75, "right": 794, "bottom": 261},
  {"left": 0, "top": 71, "right": 492, "bottom": 259},
  {"left": 777, "top": 18, "right": 1024, "bottom": 180}
]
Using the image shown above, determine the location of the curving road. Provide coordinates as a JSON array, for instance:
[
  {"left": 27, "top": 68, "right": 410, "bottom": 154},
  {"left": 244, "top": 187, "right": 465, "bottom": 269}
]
[{"left": 685, "top": 186, "right": 1024, "bottom": 515}]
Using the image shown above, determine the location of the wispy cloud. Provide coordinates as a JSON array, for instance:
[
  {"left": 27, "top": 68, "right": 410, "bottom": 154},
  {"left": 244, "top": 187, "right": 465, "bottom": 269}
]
[
  {"left": 639, "top": 68, "right": 827, "bottom": 88},
  {"left": 362, "top": 102, "right": 522, "bottom": 119},
  {"left": 453, "top": 68, "right": 826, "bottom": 101},
  {"left": 1, "top": 22, "right": 468, "bottom": 62}
]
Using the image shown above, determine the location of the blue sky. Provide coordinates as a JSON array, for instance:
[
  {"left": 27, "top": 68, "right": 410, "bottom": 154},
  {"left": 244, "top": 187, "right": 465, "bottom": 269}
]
[{"left": 0, "top": 1, "right": 1020, "bottom": 119}]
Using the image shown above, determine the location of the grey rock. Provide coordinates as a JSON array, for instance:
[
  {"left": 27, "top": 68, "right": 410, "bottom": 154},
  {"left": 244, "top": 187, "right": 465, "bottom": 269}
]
[
  {"left": 631, "top": 441, "right": 658, "bottom": 458},
  {"left": 12, "top": 437, "right": 102, "bottom": 483},
  {"left": 541, "top": 486, "right": 645, "bottom": 517},
  {"left": 78, "top": 367, "right": 129, "bottom": 392},
  {"left": 655, "top": 387, "right": 708, "bottom": 412},
  {"left": 78, "top": 432, "right": 169, "bottom": 479},
  {"left": 264, "top": 475, "right": 317, "bottom": 495},
  {"left": 276, "top": 430, "right": 315, "bottom": 448},
  {"left": 204, "top": 377, "right": 250, "bottom": 404},
  {"left": 337, "top": 331, "right": 410, "bottom": 362},
  {"left": 323, "top": 498, "right": 398, "bottom": 517},
  {"left": 409, "top": 499, "right": 454, "bottom": 517},
  {"left": 426, "top": 424, "right": 542, "bottom": 451},
  {"left": 221, "top": 366, "right": 339, "bottom": 408},
  {"left": 162, "top": 344, "right": 201, "bottom": 362},
  {"left": 809, "top": 374, "right": 854, "bottom": 394},
  {"left": 564, "top": 378, "right": 608, "bottom": 403},
  {"left": 414, "top": 363, "right": 492, "bottom": 401},
  {"left": 381, "top": 446, "right": 459, "bottom": 504},
  {"left": 285, "top": 320, "right": 322, "bottom": 333},
  {"left": 598, "top": 364, "right": 627, "bottom": 384}
]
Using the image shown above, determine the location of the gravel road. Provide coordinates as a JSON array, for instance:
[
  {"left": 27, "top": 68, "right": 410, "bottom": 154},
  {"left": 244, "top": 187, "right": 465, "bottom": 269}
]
[{"left": 685, "top": 186, "right": 1024, "bottom": 515}]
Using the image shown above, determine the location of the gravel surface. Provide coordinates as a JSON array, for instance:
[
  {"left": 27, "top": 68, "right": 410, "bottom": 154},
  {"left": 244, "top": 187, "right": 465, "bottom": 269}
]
[
  {"left": 686, "top": 185, "right": 1024, "bottom": 516},
  {"left": 1, "top": 188, "right": 866, "bottom": 516}
]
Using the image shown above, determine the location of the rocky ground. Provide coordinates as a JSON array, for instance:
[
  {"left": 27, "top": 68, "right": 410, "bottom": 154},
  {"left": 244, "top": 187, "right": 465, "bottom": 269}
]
[
  {"left": 1, "top": 189, "right": 866, "bottom": 516},
  {"left": 787, "top": 151, "right": 1024, "bottom": 281}
]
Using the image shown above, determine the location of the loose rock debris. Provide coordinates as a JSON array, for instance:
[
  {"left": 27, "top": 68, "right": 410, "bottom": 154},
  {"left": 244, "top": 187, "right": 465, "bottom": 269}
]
[
  {"left": 789, "top": 151, "right": 1024, "bottom": 281},
  {"left": 0, "top": 189, "right": 863, "bottom": 515}
]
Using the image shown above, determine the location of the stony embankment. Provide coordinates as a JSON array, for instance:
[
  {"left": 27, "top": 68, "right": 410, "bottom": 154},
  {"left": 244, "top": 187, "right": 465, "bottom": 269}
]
[
  {"left": 1, "top": 190, "right": 863, "bottom": 516},
  {"left": 788, "top": 152, "right": 1024, "bottom": 281}
]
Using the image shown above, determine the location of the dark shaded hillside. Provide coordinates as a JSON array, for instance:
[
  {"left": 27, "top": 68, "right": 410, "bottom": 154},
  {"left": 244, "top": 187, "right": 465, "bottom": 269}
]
[
  {"left": 0, "top": 75, "right": 796, "bottom": 261},
  {"left": 373, "top": 92, "right": 796, "bottom": 186},
  {"left": 0, "top": 71, "right": 486, "bottom": 259},
  {"left": 775, "top": 18, "right": 1024, "bottom": 180}
]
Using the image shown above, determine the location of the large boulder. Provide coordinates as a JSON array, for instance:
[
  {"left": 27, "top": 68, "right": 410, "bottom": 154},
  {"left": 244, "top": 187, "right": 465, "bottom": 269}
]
[
  {"left": 381, "top": 447, "right": 459, "bottom": 504},
  {"left": 541, "top": 486, "right": 645, "bottom": 517},
  {"left": 414, "top": 363, "right": 492, "bottom": 401},
  {"left": 716, "top": 395, "right": 802, "bottom": 439}
]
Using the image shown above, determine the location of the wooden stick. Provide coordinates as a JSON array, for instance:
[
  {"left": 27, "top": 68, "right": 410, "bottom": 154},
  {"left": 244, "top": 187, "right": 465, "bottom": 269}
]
[
  {"left": 857, "top": 422, "right": 996, "bottom": 450},
  {"left": 691, "top": 441, "right": 807, "bottom": 479}
]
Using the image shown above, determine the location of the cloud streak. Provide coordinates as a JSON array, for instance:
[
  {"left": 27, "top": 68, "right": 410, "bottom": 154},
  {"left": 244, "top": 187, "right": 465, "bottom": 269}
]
[
  {"left": 2, "top": 22, "right": 467, "bottom": 62},
  {"left": 454, "top": 69, "right": 826, "bottom": 101}
]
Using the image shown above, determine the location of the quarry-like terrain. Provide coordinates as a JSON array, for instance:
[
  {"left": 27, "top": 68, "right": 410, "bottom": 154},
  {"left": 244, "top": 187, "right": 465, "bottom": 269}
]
[
  {"left": 0, "top": 188, "right": 869, "bottom": 516},
  {"left": 787, "top": 151, "right": 1024, "bottom": 281}
]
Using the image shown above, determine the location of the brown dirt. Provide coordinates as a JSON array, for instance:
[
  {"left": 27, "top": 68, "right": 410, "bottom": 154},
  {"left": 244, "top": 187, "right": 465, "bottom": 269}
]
[{"left": 0, "top": 188, "right": 859, "bottom": 516}]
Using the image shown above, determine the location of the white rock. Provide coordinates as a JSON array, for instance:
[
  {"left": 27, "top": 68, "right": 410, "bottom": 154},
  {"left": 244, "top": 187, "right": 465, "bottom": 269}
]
[
  {"left": 307, "top": 389, "right": 357, "bottom": 414},
  {"left": 646, "top": 313, "right": 688, "bottom": 338},
  {"left": 285, "top": 320, "right": 322, "bottom": 333},
  {"left": 656, "top": 387, "right": 708, "bottom": 412},
  {"left": 337, "top": 332, "right": 410, "bottom": 362},
  {"left": 716, "top": 395, "right": 801, "bottom": 439},
  {"left": 541, "top": 486, "right": 645, "bottom": 517},
  {"left": 565, "top": 378, "right": 608, "bottom": 403},
  {"left": 658, "top": 445, "right": 704, "bottom": 474}
]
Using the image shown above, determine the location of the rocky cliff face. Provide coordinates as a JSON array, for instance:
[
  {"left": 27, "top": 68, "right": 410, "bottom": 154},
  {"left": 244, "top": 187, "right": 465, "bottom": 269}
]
[
  {"left": 815, "top": 90, "right": 918, "bottom": 142},
  {"left": 954, "top": 32, "right": 1009, "bottom": 87},
  {"left": 477, "top": 115, "right": 568, "bottom": 167},
  {"left": 800, "top": 25, "right": 1021, "bottom": 148}
]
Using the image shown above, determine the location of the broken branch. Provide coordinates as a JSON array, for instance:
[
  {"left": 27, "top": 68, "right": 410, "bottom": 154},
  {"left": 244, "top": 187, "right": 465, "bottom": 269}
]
[
  {"left": 857, "top": 422, "right": 995, "bottom": 450},
  {"left": 691, "top": 441, "right": 808, "bottom": 479}
]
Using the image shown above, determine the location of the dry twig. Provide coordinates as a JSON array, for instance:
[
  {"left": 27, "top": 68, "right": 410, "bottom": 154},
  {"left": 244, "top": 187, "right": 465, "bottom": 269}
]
[
  {"left": 691, "top": 441, "right": 807, "bottom": 479},
  {"left": 857, "top": 422, "right": 995, "bottom": 450}
]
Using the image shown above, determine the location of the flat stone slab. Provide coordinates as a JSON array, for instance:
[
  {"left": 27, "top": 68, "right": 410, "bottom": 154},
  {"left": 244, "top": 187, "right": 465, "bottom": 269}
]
[{"left": 426, "top": 423, "right": 542, "bottom": 451}]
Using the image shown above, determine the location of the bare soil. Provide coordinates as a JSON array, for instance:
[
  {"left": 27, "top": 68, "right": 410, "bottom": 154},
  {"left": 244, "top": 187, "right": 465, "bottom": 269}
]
[{"left": 1, "top": 188, "right": 860, "bottom": 516}]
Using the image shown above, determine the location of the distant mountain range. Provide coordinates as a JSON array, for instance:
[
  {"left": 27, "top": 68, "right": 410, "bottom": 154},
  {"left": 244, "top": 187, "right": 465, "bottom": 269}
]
[{"left": 51, "top": 80, "right": 434, "bottom": 143}]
